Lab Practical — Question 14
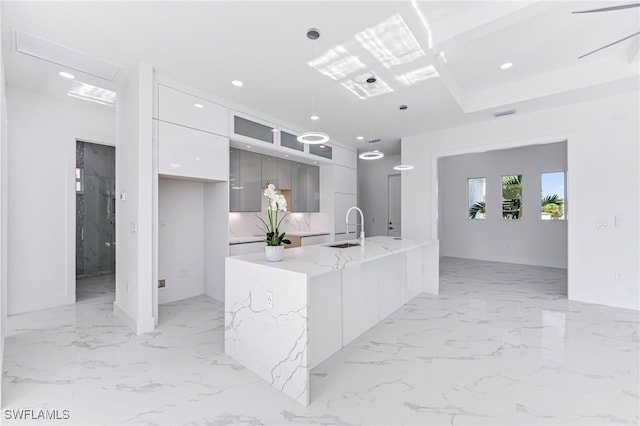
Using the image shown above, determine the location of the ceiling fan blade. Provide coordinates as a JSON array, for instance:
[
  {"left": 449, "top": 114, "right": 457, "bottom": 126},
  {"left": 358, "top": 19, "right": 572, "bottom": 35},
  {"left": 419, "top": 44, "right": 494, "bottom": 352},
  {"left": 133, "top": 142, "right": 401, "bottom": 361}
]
[
  {"left": 572, "top": 3, "right": 640, "bottom": 13},
  {"left": 579, "top": 31, "right": 640, "bottom": 58}
]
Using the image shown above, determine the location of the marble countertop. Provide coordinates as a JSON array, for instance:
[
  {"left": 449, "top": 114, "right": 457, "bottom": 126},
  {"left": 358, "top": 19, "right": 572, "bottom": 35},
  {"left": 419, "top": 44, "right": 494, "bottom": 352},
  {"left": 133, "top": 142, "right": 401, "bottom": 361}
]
[
  {"left": 229, "top": 231, "right": 330, "bottom": 245},
  {"left": 227, "top": 236, "right": 435, "bottom": 277}
]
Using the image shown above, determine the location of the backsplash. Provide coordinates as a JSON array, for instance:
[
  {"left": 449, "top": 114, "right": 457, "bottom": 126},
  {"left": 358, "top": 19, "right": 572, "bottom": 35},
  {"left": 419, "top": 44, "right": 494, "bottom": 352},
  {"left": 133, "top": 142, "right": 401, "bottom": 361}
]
[{"left": 229, "top": 212, "right": 329, "bottom": 238}]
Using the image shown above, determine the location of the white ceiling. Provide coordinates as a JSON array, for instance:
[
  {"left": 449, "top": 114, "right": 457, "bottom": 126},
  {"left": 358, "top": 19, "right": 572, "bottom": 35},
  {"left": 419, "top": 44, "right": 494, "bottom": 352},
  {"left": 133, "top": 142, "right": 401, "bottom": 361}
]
[{"left": 2, "top": 1, "right": 639, "bottom": 155}]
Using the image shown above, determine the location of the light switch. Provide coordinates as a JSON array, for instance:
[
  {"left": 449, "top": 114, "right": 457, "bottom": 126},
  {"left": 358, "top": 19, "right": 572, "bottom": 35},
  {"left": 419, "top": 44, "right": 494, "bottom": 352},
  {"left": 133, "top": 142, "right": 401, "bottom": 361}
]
[
  {"left": 615, "top": 215, "right": 622, "bottom": 228},
  {"left": 596, "top": 220, "right": 609, "bottom": 229}
]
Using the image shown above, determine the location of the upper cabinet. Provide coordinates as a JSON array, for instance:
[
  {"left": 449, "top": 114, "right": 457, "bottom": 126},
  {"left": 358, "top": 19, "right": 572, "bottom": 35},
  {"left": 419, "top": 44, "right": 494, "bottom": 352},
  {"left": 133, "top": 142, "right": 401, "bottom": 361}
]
[
  {"left": 309, "top": 144, "right": 332, "bottom": 160},
  {"left": 231, "top": 113, "right": 276, "bottom": 145},
  {"left": 277, "top": 159, "right": 292, "bottom": 190},
  {"left": 230, "top": 148, "right": 319, "bottom": 212},
  {"left": 291, "top": 162, "right": 319, "bottom": 212},
  {"left": 280, "top": 131, "right": 304, "bottom": 153},
  {"left": 229, "top": 149, "right": 262, "bottom": 212},
  {"left": 158, "top": 121, "right": 228, "bottom": 181},
  {"left": 158, "top": 85, "right": 229, "bottom": 137}
]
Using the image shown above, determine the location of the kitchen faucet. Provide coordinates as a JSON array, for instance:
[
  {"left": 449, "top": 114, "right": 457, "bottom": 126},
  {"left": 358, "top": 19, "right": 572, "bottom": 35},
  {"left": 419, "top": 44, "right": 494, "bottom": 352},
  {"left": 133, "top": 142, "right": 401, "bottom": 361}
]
[{"left": 345, "top": 206, "right": 365, "bottom": 246}]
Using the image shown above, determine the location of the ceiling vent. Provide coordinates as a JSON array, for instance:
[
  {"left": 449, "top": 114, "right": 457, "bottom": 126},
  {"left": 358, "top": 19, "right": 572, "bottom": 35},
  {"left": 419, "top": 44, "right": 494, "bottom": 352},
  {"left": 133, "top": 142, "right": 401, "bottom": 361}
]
[
  {"left": 14, "top": 30, "right": 123, "bottom": 81},
  {"left": 493, "top": 109, "right": 516, "bottom": 118}
]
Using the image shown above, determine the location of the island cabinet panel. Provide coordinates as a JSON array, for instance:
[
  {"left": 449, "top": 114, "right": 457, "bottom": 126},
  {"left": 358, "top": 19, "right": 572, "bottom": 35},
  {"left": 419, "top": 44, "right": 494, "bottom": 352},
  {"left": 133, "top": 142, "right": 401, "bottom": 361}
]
[
  {"left": 377, "top": 254, "right": 405, "bottom": 319},
  {"left": 341, "top": 263, "right": 380, "bottom": 346},
  {"left": 225, "top": 236, "right": 439, "bottom": 407},
  {"left": 308, "top": 272, "right": 342, "bottom": 369}
]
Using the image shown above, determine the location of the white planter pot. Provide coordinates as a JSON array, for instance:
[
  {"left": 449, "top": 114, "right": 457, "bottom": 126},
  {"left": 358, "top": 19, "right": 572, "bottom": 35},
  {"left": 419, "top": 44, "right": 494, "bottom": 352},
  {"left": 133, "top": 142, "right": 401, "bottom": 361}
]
[{"left": 265, "top": 245, "right": 284, "bottom": 262}]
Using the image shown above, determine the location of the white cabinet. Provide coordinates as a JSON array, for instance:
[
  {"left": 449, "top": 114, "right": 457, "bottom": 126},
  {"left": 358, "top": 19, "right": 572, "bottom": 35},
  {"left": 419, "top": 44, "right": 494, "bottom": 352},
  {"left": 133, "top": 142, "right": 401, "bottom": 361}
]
[
  {"left": 334, "top": 192, "right": 357, "bottom": 235},
  {"left": 333, "top": 165, "right": 357, "bottom": 195},
  {"left": 301, "top": 234, "right": 329, "bottom": 246},
  {"left": 332, "top": 145, "right": 357, "bottom": 169},
  {"left": 229, "top": 242, "right": 264, "bottom": 256},
  {"left": 341, "top": 264, "right": 380, "bottom": 346},
  {"left": 158, "top": 84, "right": 229, "bottom": 136},
  {"left": 158, "top": 121, "right": 229, "bottom": 181}
]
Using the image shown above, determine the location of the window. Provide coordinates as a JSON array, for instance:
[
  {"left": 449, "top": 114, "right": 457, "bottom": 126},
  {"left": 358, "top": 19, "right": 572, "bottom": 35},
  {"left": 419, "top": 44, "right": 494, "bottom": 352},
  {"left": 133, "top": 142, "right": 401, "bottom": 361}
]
[
  {"left": 467, "top": 177, "right": 486, "bottom": 219},
  {"left": 541, "top": 171, "right": 565, "bottom": 220},
  {"left": 502, "top": 174, "right": 522, "bottom": 219}
]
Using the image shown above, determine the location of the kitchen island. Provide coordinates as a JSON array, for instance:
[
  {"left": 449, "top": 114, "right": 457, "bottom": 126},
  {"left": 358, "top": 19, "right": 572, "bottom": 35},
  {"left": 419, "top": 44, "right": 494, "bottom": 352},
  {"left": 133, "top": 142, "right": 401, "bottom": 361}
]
[{"left": 224, "top": 236, "right": 439, "bottom": 406}]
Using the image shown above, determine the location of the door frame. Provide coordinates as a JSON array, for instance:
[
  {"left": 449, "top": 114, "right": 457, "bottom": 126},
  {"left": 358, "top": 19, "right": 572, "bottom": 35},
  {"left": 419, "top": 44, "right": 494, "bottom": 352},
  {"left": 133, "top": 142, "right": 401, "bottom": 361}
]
[
  {"left": 73, "top": 138, "right": 116, "bottom": 302},
  {"left": 387, "top": 173, "right": 401, "bottom": 237}
]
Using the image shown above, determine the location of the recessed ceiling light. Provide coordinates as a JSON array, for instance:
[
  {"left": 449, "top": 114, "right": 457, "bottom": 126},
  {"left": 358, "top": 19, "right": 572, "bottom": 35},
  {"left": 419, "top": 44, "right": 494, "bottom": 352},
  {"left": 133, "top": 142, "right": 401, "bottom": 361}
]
[
  {"left": 319, "top": 145, "right": 326, "bottom": 148},
  {"left": 59, "top": 71, "right": 75, "bottom": 79},
  {"left": 194, "top": 103, "right": 204, "bottom": 109},
  {"left": 246, "top": 145, "right": 251, "bottom": 149},
  {"left": 195, "top": 157, "right": 201, "bottom": 160},
  {"left": 310, "top": 115, "right": 319, "bottom": 120},
  {"left": 232, "top": 80, "right": 244, "bottom": 87},
  {"left": 313, "top": 161, "right": 318, "bottom": 164},
  {"left": 357, "top": 136, "right": 364, "bottom": 140},
  {"left": 169, "top": 163, "right": 181, "bottom": 168},
  {"left": 284, "top": 154, "right": 289, "bottom": 157},
  {"left": 271, "top": 128, "right": 278, "bottom": 133},
  {"left": 500, "top": 62, "right": 513, "bottom": 70}
]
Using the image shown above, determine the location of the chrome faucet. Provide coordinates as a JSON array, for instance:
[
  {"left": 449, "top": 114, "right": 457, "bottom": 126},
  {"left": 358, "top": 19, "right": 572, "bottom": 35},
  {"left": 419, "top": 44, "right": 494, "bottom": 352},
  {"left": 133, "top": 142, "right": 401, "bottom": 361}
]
[{"left": 345, "top": 206, "right": 365, "bottom": 245}]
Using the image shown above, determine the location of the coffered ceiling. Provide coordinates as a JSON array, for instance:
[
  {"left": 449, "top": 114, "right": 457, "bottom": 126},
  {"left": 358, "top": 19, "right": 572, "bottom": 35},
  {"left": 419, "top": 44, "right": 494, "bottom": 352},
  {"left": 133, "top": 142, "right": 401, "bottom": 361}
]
[{"left": 2, "top": 1, "right": 639, "bottom": 155}]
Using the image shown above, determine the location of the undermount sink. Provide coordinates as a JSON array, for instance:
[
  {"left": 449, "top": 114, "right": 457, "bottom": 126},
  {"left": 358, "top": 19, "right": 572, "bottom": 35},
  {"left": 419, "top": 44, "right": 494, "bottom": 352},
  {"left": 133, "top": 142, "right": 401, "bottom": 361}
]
[{"left": 327, "top": 242, "right": 361, "bottom": 249}]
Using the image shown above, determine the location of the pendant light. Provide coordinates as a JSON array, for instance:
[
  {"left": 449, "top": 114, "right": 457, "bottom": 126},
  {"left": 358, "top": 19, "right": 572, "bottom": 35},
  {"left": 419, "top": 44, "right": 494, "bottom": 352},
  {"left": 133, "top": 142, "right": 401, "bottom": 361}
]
[
  {"left": 359, "top": 139, "right": 385, "bottom": 160},
  {"left": 393, "top": 104, "right": 414, "bottom": 170},
  {"left": 297, "top": 28, "right": 330, "bottom": 144}
]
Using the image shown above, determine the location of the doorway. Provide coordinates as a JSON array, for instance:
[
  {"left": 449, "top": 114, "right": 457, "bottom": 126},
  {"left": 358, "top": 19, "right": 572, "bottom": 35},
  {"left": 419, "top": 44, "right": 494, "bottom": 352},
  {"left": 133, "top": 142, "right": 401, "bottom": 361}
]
[
  {"left": 75, "top": 141, "right": 116, "bottom": 302},
  {"left": 387, "top": 174, "right": 401, "bottom": 237}
]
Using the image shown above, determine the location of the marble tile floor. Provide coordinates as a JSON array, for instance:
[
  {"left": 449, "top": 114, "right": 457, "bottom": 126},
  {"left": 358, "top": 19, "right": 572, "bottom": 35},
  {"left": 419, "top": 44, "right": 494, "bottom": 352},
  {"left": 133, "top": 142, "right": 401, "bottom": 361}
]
[
  {"left": 2, "top": 258, "right": 638, "bottom": 425},
  {"left": 76, "top": 274, "right": 115, "bottom": 303}
]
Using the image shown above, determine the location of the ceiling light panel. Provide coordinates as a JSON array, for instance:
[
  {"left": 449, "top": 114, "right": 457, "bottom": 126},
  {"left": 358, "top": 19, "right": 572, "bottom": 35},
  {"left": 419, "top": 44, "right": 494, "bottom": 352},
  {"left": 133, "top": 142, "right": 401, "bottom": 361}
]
[
  {"left": 355, "top": 14, "right": 426, "bottom": 69},
  {"left": 310, "top": 45, "right": 366, "bottom": 80},
  {"left": 15, "top": 30, "right": 122, "bottom": 81},
  {"left": 67, "top": 81, "right": 116, "bottom": 106}
]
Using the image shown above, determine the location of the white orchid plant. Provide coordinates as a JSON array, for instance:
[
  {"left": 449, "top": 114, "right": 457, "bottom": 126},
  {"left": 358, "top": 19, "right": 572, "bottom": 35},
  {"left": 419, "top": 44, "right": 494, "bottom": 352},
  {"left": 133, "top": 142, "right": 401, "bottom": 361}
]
[{"left": 257, "top": 183, "right": 291, "bottom": 246}]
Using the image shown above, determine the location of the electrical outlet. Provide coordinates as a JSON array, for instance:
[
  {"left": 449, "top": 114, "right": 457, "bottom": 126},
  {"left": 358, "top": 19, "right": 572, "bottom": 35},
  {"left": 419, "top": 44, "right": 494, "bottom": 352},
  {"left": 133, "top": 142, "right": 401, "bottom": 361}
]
[
  {"left": 615, "top": 272, "right": 624, "bottom": 280},
  {"left": 158, "top": 279, "right": 166, "bottom": 288},
  {"left": 266, "top": 291, "right": 273, "bottom": 308}
]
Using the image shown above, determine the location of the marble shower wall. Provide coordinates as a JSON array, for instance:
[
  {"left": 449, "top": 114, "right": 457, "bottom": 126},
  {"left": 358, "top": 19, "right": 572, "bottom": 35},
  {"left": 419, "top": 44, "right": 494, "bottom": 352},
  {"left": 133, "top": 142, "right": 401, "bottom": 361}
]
[{"left": 76, "top": 141, "right": 115, "bottom": 278}]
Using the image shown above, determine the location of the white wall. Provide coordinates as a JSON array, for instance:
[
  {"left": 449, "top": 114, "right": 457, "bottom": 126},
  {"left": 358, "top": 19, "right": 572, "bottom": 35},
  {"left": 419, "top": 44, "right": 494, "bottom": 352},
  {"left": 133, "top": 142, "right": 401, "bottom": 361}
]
[
  {"left": 438, "top": 143, "right": 567, "bottom": 268},
  {"left": 204, "top": 181, "right": 229, "bottom": 301},
  {"left": 0, "top": 10, "right": 7, "bottom": 404},
  {"left": 158, "top": 178, "right": 204, "bottom": 304},
  {"left": 358, "top": 154, "right": 400, "bottom": 237},
  {"left": 6, "top": 86, "right": 115, "bottom": 315},
  {"left": 114, "top": 63, "right": 155, "bottom": 333},
  {"left": 403, "top": 91, "right": 639, "bottom": 310}
]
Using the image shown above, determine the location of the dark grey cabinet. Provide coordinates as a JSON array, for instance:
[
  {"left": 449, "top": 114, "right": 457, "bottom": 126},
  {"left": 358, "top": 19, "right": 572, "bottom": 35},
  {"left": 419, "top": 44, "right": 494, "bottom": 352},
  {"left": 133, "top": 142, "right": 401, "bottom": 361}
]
[
  {"left": 305, "top": 164, "right": 320, "bottom": 212},
  {"left": 229, "top": 149, "right": 262, "bottom": 212},
  {"left": 262, "top": 155, "right": 278, "bottom": 188},
  {"left": 291, "top": 162, "right": 307, "bottom": 212},
  {"left": 291, "top": 162, "right": 319, "bottom": 212},
  {"left": 229, "top": 149, "right": 319, "bottom": 212},
  {"left": 277, "top": 159, "right": 292, "bottom": 190}
]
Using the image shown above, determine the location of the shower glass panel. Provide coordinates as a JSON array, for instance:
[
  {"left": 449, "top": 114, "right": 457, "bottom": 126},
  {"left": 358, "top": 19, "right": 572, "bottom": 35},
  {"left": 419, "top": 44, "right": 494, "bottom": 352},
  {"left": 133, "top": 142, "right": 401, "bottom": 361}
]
[{"left": 76, "top": 141, "right": 115, "bottom": 278}]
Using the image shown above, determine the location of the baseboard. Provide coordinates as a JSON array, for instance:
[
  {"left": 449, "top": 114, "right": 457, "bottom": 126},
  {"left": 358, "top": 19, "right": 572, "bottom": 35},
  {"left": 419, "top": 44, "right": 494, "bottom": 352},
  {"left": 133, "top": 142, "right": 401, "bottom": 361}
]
[{"left": 113, "top": 302, "right": 155, "bottom": 334}]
